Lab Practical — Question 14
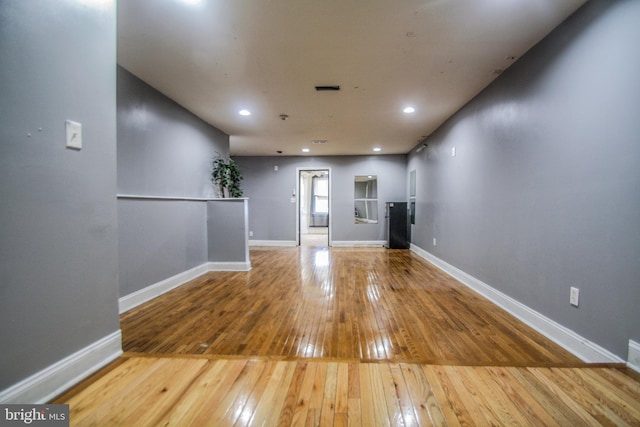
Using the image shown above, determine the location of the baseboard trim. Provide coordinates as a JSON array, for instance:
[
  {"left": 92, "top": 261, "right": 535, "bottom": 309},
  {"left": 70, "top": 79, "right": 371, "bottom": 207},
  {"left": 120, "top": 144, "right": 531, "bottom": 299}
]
[
  {"left": 411, "top": 244, "right": 624, "bottom": 364},
  {"left": 119, "top": 263, "right": 210, "bottom": 313},
  {"left": 119, "top": 261, "right": 253, "bottom": 314},
  {"left": 249, "top": 240, "right": 297, "bottom": 247},
  {"left": 0, "top": 330, "right": 122, "bottom": 404},
  {"left": 206, "top": 261, "right": 252, "bottom": 272},
  {"left": 331, "top": 240, "right": 386, "bottom": 247},
  {"left": 628, "top": 340, "right": 640, "bottom": 374}
]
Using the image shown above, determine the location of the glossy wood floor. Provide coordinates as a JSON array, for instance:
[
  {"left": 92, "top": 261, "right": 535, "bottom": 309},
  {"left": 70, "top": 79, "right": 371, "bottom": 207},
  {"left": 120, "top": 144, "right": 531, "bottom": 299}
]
[
  {"left": 121, "top": 247, "right": 581, "bottom": 365},
  {"left": 53, "top": 247, "right": 640, "bottom": 425},
  {"left": 55, "top": 356, "right": 640, "bottom": 426}
]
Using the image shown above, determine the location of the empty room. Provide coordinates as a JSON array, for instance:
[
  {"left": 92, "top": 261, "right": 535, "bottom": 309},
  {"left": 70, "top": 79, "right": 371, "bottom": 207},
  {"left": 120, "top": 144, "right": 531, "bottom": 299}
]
[{"left": 1, "top": 0, "right": 639, "bottom": 425}]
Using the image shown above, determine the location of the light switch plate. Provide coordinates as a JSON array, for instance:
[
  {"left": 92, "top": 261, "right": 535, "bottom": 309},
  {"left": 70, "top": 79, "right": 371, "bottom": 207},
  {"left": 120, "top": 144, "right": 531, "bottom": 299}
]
[
  {"left": 66, "top": 120, "right": 82, "bottom": 150},
  {"left": 570, "top": 287, "right": 580, "bottom": 306}
]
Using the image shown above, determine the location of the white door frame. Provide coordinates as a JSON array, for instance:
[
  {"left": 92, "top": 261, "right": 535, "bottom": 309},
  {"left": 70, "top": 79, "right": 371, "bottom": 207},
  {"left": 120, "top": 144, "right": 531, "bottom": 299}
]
[{"left": 296, "top": 167, "right": 332, "bottom": 246}]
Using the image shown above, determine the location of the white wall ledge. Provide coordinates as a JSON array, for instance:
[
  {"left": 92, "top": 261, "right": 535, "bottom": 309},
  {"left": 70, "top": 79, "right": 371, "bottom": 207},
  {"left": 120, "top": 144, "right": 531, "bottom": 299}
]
[{"left": 117, "top": 194, "right": 249, "bottom": 202}]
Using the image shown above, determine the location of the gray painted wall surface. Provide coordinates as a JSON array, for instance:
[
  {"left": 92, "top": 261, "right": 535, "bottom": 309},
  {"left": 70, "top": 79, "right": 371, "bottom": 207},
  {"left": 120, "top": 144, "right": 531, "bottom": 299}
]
[
  {"left": 118, "top": 200, "right": 207, "bottom": 297},
  {"left": 117, "top": 68, "right": 230, "bottom": 297},
  {"left": 208, "top": 200, "right": 249, "bottom": 262},
  {"left": 0, "top": 1, "right": 119, "bottom": 389},
  {"left": 117, "top": 67, "right": 229, "bottom": 198},
  {"left": 408, "top": 0, "right": 640, "bottom": 359},
  {"left": 236, "top": 156, "right": 407, "bottom": 242}
]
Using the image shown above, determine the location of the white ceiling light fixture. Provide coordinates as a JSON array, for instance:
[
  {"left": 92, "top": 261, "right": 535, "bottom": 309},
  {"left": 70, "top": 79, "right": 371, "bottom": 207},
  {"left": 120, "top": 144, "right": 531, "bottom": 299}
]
[
  {"left": 181, "top": 0, "right": 201, "bottom": 5},
  {"left": 403, "top": 106, "right": 416, "bottom": 114},
  {"left": 373, "top": 147, "right": 381, "bottom": 152},
  {"left": 302, "top": 148, "right": 310, "bottom": 153},
  {"left": 239, "top": 109, "right": 251, "bottom": 116}
]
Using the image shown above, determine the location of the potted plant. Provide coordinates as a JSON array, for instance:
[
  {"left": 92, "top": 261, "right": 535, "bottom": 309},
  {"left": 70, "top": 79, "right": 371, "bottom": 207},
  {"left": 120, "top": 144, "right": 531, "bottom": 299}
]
[{"left": 211, "top": 154, "right": 243, "bottom": 198}]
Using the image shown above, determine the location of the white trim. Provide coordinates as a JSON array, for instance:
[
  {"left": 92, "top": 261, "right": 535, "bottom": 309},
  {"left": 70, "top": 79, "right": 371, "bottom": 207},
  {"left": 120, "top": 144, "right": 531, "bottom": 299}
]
[
  {"left": 117, "top": 194, "right": 249, "bottom": 202},
  {"left": 411, "top": 244, "right": 625, "bottom": 364},
  {"left": 119, "top": 262, "right": 252, "bottom": 314},
  {"left": 296, "top": 167, "right": 332, "bottom": 247},
  {"left": 331, "top": 240, "right": 386, "bottom": 247},
  {"left": 119, "top": 263, "right": 210, "bottom": 313},
  {"left": 249, "top": 240, "right": 297, "bottom": 247},
  {"left": 628, "top": 340, "right": 640, "bottom": 374},
  {"left": 0, "top": 330, "right": 122, "bottom": 404},
  {"left": 206, "top": 261, "right": 252, "bottom": 272},
  {"left": 242, "top": 199, "right": 251, "bottom": 264}
]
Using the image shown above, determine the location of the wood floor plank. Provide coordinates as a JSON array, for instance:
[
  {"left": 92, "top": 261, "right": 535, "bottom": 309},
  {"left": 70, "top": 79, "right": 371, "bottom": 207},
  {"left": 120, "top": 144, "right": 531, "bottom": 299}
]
[
  {"left": 289, "top": 362, "right": 317, "bottom": 427},
  {"left": 527, "top": 367, "right": 603, "bottom": 426},
  {"left": 485, "top": 366, "right": 561, "bottom": 427},
  {"left": 247, "top": 361, "right": 293, "bottom": 426},
  {"left": 233, "top": 361, "right": 278, "bottom": 427},
  {"left": 367, "top": 364, "right": 391, "bottom": 427},
  {"left": 399, "top": 363, "right": 440, "bottom": 427},
  {"left": 319, "top": 363, "right": 338, "bottom": 426},
  {"left": 164, "top": 359, "right": 248, "bottom": 427},
  {"left": 276, "top": 361, "right": 309, "bottom": 427}
]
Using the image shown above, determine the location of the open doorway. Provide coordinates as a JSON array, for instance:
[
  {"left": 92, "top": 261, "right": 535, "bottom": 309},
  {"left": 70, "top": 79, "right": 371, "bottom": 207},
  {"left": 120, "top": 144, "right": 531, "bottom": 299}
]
[{"left": 298, "top": 169, "right": 330, "bottom": 246}]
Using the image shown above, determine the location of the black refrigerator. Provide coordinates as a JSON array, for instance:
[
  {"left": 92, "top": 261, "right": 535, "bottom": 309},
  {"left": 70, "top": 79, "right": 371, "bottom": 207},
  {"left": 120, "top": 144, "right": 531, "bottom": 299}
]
[{"left": 385, "top": 202, "right": 409, "bottom": 249}]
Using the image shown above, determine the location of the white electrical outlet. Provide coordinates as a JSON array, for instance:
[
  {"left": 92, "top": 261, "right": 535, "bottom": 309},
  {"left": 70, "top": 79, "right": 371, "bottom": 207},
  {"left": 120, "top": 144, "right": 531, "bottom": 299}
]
[
  {"left": 433, "top": 238, "right": 437, "bottom": 246},
  {"left": 249, "top": 231, "right": 253, "bottom": 237},
  {"left": 451, "top": 147, "right": 456, "bottom": 157},
  {"left": 570, "top": 287, "right": 579, "bottom": 306}
]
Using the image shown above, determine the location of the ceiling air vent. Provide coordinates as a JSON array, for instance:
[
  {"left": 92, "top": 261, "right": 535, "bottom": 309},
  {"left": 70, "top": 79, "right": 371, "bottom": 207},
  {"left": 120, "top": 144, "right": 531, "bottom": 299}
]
[
  {"left": 315, "top": 85, "right": 340, "bottom": 91},
  {"left": 312, "top": 140, "right": 328, "bottom": 145}
]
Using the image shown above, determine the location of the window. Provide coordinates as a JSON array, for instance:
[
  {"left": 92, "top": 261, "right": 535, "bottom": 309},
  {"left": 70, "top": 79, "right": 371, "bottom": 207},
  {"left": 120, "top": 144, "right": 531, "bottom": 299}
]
[{"left": 312, "top": 175, "right": 328, "bottom": 214}]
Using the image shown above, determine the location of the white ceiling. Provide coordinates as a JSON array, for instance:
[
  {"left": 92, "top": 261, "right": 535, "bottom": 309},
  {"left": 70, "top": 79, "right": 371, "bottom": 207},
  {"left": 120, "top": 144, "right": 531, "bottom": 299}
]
[{"left": 118, "top": 0, "right": 586, "bottom": 156}]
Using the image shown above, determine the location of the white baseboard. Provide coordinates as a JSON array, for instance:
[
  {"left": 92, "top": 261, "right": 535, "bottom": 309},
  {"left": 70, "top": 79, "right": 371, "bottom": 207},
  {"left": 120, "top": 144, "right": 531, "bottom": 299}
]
[
  {"left": 628, "top": 340, "right": 640, "bottom": 373},
  {"left": 119, "top": 263, "right": 210, "bottom": 313},
  {"left": 0, "top": 330, "right": 122, "bottom": 404},
  {"left": 119, "top": 261, "right": 252, "bottom": 314},
  {"left": 331, "top": 240, "right": 386, "bottom": 247},
  {"left": 206, "top": 261, "right": 252, "bottom": 272},
  {"left": 411, "top": 244, "right": 624, "bottom": 364},
  {"left": 249, "top": 240, "right": 297, "bottom": 247}
]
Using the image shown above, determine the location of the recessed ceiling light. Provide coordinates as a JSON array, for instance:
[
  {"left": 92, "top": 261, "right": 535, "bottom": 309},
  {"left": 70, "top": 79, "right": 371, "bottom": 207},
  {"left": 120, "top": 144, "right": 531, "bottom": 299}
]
[
  {"left": 302, "top": 148, "right": 310, "bottom": 153},
  {"left": 239, "top": 109, "right": 251, "bottom": 116},
  {"left": 403, "top": 106, "right": 415, "bottom": 114},
  {"left": 182, "top": 0, "right": 201, "bottom": 5},
  {"left": 373, "top": 147, "right": 381, "bottom": 152}
]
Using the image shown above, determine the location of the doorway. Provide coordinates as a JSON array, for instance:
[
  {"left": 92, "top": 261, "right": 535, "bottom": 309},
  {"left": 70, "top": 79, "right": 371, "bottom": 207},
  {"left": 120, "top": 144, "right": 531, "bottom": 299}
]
[{"left": 298, "top": 169, "right": 330, "bottom": 246}]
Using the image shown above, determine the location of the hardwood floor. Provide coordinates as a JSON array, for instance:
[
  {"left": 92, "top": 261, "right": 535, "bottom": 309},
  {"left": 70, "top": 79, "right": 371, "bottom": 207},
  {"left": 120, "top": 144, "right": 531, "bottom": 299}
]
[
  {"left": 54, "top": 356, "right": 640, "bottom": 426},
  {"left": 52, "top": 247, "right": 640, "bottom": 425},
  {"left": 121, "top": 247, "right": 581, "bottom": 365}
]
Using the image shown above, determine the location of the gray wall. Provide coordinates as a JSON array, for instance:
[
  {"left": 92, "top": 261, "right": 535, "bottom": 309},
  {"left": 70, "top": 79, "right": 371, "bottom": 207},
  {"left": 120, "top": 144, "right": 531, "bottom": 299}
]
[
  {"left": 118, "top": 199, "right": 207, "bottom": 297},
  {"left": 208, "top": 200, "right": 249, "bottom": 263},
  {"left": 408, "top": 0, "right": 640, "bottom": 359},
  {"left": 237, "top": 155, "right": 407, "bottom": 242},
  {"left": 0, "top": 1, "right": 119, "bottom": 389},
  {"left": 117, "top": 67, "right": 230, "bottom": 297},
  {"left": 118, "top": 67, "right": 229, "bottom": 198}
]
